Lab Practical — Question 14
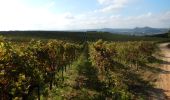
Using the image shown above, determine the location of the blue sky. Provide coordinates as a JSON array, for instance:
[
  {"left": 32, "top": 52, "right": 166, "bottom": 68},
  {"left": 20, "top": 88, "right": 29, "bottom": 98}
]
[{"left": 0, "top": 0, "right": 170, "bottom": 30}]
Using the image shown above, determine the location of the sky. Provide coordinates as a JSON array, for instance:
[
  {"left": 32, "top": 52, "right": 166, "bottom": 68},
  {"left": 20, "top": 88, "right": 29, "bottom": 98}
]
[{"left": 0, "top": 0, "right": 170, "bottom": 30}]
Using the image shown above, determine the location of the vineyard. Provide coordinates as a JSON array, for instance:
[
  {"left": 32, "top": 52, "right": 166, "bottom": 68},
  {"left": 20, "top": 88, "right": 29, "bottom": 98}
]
[
  {"left": 0, "top": 37, "right": 82, "bottom": 100},
  {"left": 88, "top": 40, "right": 157, "bottom": 99},
  {"left": 0, "top": 36, "right": 160, "bottom": 99}
]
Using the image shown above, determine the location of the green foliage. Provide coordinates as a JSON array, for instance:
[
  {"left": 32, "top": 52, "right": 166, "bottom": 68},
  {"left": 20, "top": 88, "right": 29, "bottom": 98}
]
[
  {"left": 88, "top": 40, "right": 157, "bottom": 99},
  {"left": 0, "top": 35, "right": 158, "bottom": 99},
  {"left": 0, "top": 39, "right": 82, "bottom": 99},
  {"left": 0, "top": 31, "right": 167, "bottom": 42}
]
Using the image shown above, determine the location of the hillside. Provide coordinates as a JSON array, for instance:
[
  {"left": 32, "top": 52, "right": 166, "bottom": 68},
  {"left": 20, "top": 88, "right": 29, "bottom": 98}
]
[
  {"left": 0, "top": 31, "right": 168, "bottom": 42},
  {"left": 0, "top": 39, "right": 165, "bottom": 99},
  {"left": 82, "top": 27, "right": 169, "bottom": 36},
  {"left": 152, "top": 30, "right": 170, "bottom": 38}
]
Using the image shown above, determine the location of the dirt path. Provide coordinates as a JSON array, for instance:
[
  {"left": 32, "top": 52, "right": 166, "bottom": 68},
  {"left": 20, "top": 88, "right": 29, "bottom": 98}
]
[{"left": 156, "top": 43, "right": 170, "bottom": 99}]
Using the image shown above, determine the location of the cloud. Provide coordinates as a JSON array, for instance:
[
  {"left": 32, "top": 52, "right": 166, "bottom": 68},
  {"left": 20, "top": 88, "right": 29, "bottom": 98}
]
[
  {"left": 97, "top": 0, "right": 114, "bottom": 5},
  {"left": 68, "top": 11, "right": 170, "bottom": 29},
  {"left": 0, "top": 0, "right": 74, "bottom": 30},
  {"left": 96, "top": 0, "right": 130, "bottom": 13},
  {"left": 63, "top": 13, "right": 75, "bottom": 19},
  {"left": 0, "top": 0, "right": 169, "bottom": 30}
]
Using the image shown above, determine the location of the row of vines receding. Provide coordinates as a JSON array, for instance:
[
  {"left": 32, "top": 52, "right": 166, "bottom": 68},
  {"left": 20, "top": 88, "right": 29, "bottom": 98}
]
[
  {"left": 88, "top": 40, "right": 157, "bottom": 99},
  {"left": 0, "top": 38, "right": 82, "bottom": 100}
]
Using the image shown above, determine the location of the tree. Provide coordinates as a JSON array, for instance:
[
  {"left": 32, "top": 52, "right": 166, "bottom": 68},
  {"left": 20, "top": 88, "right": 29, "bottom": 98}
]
[{"left": 168, "top": 30, "right": 170, "bottom": 38}]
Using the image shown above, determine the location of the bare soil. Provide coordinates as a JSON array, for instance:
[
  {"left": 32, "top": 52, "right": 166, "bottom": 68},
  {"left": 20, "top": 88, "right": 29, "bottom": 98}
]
[{"left": 155, "top": 43, "right": 170, "bottom": 100}]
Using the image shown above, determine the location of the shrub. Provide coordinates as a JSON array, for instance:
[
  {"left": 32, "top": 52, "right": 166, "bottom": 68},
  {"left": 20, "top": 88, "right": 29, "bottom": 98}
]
[{"left": 167, "top": 44, "right": 170, "bottom": 48}]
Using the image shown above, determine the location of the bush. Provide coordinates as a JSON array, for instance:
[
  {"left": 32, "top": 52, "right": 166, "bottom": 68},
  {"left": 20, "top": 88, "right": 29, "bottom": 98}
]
[{"left": 167, "top": 44, "right": 170, "bottom": 48}]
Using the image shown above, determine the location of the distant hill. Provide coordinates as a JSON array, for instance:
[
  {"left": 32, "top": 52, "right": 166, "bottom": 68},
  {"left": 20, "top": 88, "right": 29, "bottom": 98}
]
[
  {"left": 0, "top": 31, "right": 168, "bottom": 42},
  {"left": 0, "top": 31, "right": 134, "bottom": 42},
  {"left": 83, "top": 27, "right": 169, "bottom": 36},
  {"left": 152, "top": 30, "right": 170, "bottom": 38}
]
